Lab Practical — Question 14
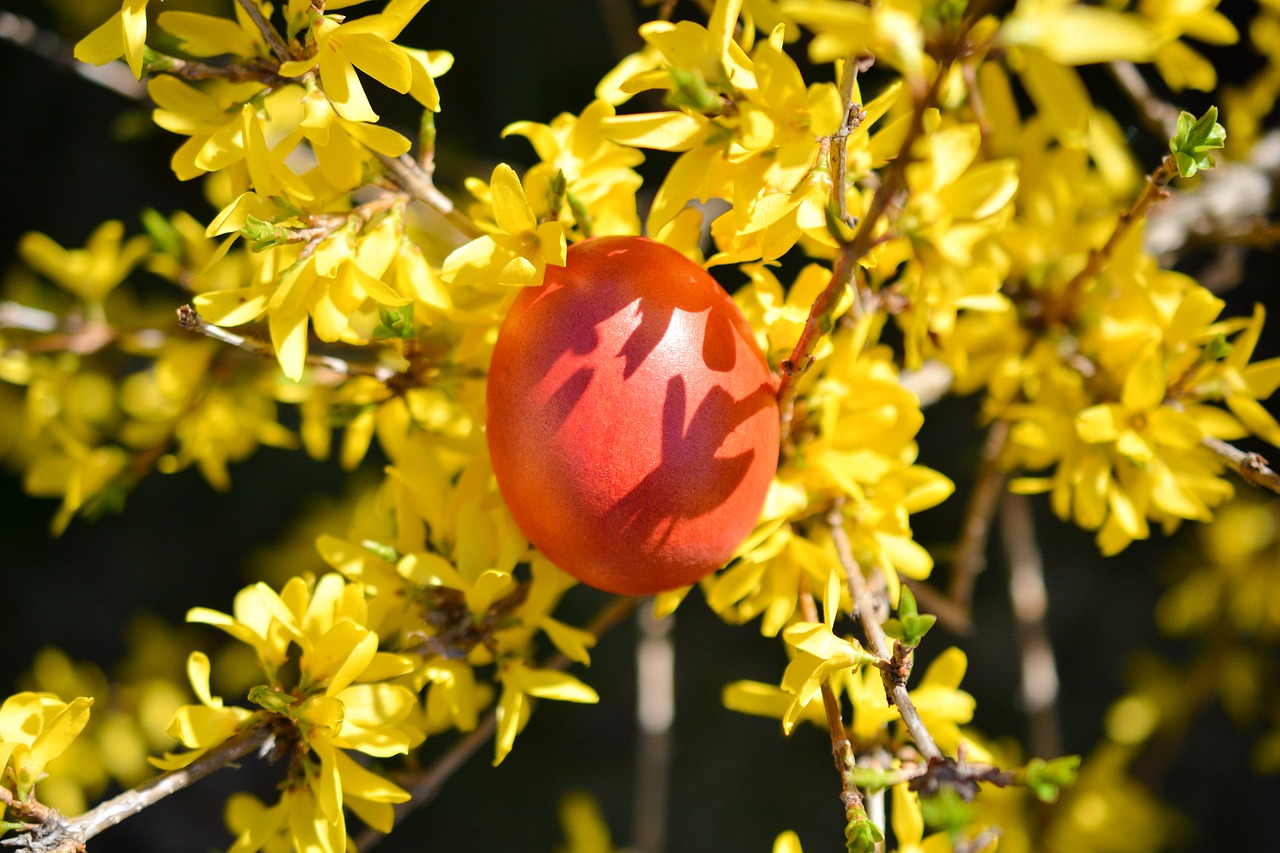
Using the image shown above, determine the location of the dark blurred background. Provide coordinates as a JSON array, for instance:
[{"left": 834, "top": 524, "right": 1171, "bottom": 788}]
[{"left": 1, "top": 1, "right": 1278, "bottom": 851}]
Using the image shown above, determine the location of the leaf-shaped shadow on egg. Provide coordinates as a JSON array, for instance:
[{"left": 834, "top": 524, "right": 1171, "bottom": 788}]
[
  {"left": 603, "top": 374, "right": 776, "bottom": 545},
  {"left": 522, "top": 239, "right": 754, "bottom": 437}
]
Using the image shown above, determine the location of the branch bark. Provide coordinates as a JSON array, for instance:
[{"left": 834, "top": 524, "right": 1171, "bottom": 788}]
[
  {"left": 633, "top": 607, "right": 674, "bottom": 853},
  {"left": 235, "top": 0, "right": 292, "bottom": 62},
  {"left": 8, "top": 717, "right": 280, "bottom": 850},
  {"left": 776, "top": 28, "right": 972, "bottom": 441},
  {"left": 797, "top": 580, "right": 872, "bottom": 841},
  {"left": 948, "top": 420, "right": 1010, "bottom": 620},
  {"left": 1049, "top": 155, "right": 1179, "bottom": 327},
  {"left": 376, "top": 154, "right": 484, "bottom": 244},
  {"left": 827, "top": 504, "right": 942, "bottom": 761},
  {"left": 177, "top": 304, "right": 400, "bottom": 383},
  {"left": 998, "top": 491, "right": 1061, "bottom": 760},
  {"left": 1203, "top": 436, "right": 1280, "bottom": 495}
]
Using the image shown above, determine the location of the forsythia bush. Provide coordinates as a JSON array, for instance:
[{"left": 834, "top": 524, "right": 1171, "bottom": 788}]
[{"left": 1, "top": 0, "right": 1278, "bottom": 851}]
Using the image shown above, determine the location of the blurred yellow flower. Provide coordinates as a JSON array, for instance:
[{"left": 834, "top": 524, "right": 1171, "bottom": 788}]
[{"left": 18, "top": 222, "right": 149, "bottom": 308}]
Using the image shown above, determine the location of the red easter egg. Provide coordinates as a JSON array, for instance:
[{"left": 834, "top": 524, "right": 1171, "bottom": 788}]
[{"left": 486, "top": 236, "right": 779, "bottom": 595}]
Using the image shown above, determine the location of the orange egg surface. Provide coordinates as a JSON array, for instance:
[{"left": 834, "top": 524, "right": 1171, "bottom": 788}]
[{"left": 486, "top": 236, "right": 780, "bottom": 595}]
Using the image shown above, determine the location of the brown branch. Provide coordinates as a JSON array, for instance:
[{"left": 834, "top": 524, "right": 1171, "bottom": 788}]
[
  {"left": 948, "top": 419, "right": 1010, "bottom": 617},
  {"left": 0, "top": 722, "right": 278, "bottom": 853},
  {"left": 235, "top": 0, "right": 292, "bottom": 63},
  {"left": 998, "top": 491, "right": 1061, "bottom": 760},
  {"left": 176, "top": 304, "right": 400, "bottom": 383},
  {"left": 1107, "top": 62, "right": 1180, "bottom": 140},
  {"left": 357, "top": 595, "right": 637, "bottom": 851},
  {"left": 0, "top": 788, "right": 78, "bottom": 853},
  {"left": 846, "top": 746, "right": 1016, "bottom": 799},
  {"left": 797, "top": 579, "right": 870, "bottom": 840},
  {"left": 633, "top": 606, "right": 674, "bottom": 853},
  {"left": 0, "top": 10, "right": 146, "bottom": 100},
  {"left": 263, "top": 194, "right": 405, "bottom": 262},
  {"left": 777, "top": 246, "right": 858, "bottom": 442},
  {"left": 146, "top": 52, "right": 288, "bottom": 86},
  {"left": 0, "top": 303, "right": 119, "bottom": 355},
  {"left": 1048, "top": 155, "right": 1179, "bottom": 327},
  {"left": 964, "top": 59, "right": 990, "bottom": 141},
  {"left": 1145, "top": 128, "right": 1280, "bottom": 259},
  {"left": 67, "top": 723, "right": 274, "bottom": 843},
  {"left": 0, "top": 300, "right": 59, "bottom": 334},
  {"left": 777, "top": 40, "right": 960, "bottom": 441},
  {"left": 376, "top": 154, "right": 485, "bottom": 244},
  {"left": 831, "top": 56, "right": 870, "bottom": 230},
  {"left": 1203, "top": 436, "right": 1280, "bottom": 495},
  {"left": 827, "top": 503, "right": 942, "bottom": 761}
]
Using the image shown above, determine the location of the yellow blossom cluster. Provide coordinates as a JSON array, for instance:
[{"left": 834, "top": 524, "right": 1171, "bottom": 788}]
[{"left": 13, "top": 628, "right": 190, "bottom": 817}]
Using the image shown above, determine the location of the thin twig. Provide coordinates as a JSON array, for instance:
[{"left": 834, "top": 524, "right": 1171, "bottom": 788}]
[
  {"left": 235, "top": 0, "right": 292, "bottom": 63},
  {"left": 381, "top": 714, "right": 498, "bottom": 837},
  {"left": 1145, "top": 128, "right": 1280, "bottom": 259},
  {"left": 777, "top": 246, "right": 857, "bottom": 442},
  {"left": 358, "top": 595, "right": 637, "bottom": 851},
  {"left": 0, "top": 301, "right": 60, "bottom": 333},
  {"left": 146, "top": 52, "right": 288, "bottom": 86},
  {"left": 1048, "top": 155, "right": 1179, "bottom": 327},
  {"left": 176, "top": 304, "right": 400, "bottom": 382},
  {"left": 0, "top": 10, "right": 146, "bottom": 100},
  {"left": 633, "top": 607, "right": 674, "bottom": 853},
  {"left": 860, "top": 746, "right": 890, "bottom": 842},
  {"left": 264, "top": 194, "right": 405, "bottom": 262},
  {"left": 797, "top": 579, "right": 870, "bottom": 840},
  {"left": 1107, "top": 61, "right": 1180, "bottom": 140},
  {"left": 777, "top": 37, "right": 962, "bottom": 439},
  {"left": 948, "top": 420, "right": 1010, "bottom": 618},
  {"left": 0, "top": 303, "right": 116, "bottom": 355},
  {"left": 831, "top": 56, "right": 869, "bottom": 230},
  {"left": 1203, "top": 436, "right": 1280, "bottom": 495},
  {"left": 964, "top": 60, "right": 990, "bottom": 141},
  {"left": 998, "top": 491, "right": 1061, "bottom": 760},
  {"left": 840, "top": 745, "right": 1018, "bottom": 797},
  {"left": 827, "top": 504, "right": 942, "bottom": 761},
  {"left": 48, "top": 722, "right": 272, "bottom": 851},
  {"left": 376, "top": 154, "right": 484, "bottom": 243}
]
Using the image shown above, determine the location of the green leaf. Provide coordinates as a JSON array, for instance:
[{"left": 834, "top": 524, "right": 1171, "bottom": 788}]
[
  {"left": 844, "top": 815, "right": 884, "bottom": 853},
  {"left": 247, "top": 685, "right": 296, "bottom": 715},
  {"left": 362, "top": 538, "right": 401, "bottom": 563},
  {"left": 847, "top": 766, "right": 901, "bottom": 793},
  {"left": 1021, "top": 755, "right": 1082, "bottom": 803},
  {"left": 882, "top": 587, "right": 937, "bottom": 647},
  {"left": 666, "top": 66, "right": 724, "bottom": 115},
  {"left": 372, "top": 302, "right": 415, "bottom": 340},
  {"left": 1204, "top": 333, "right": 1232, "bottom": 362},
  {"left": 81, "top": 480, "right": 129, "bottom": 523},
  {"left": 566, "top": 190, "right": 594, "bottom": 238},
  {"left": 919, "top": 788, "right": 974, "bottom": 833},
  {"left": 546, "top": 169, "right": 568, "bottom": 217},
  {"left": 1169, "top": 107, "right": 1225, "bottom": 178},
  {"left": 241, "top": 215, "right": 289, "bottom": 252},
  {"left": 141, "top": 208, "right": 181, "bottom": 256}
]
